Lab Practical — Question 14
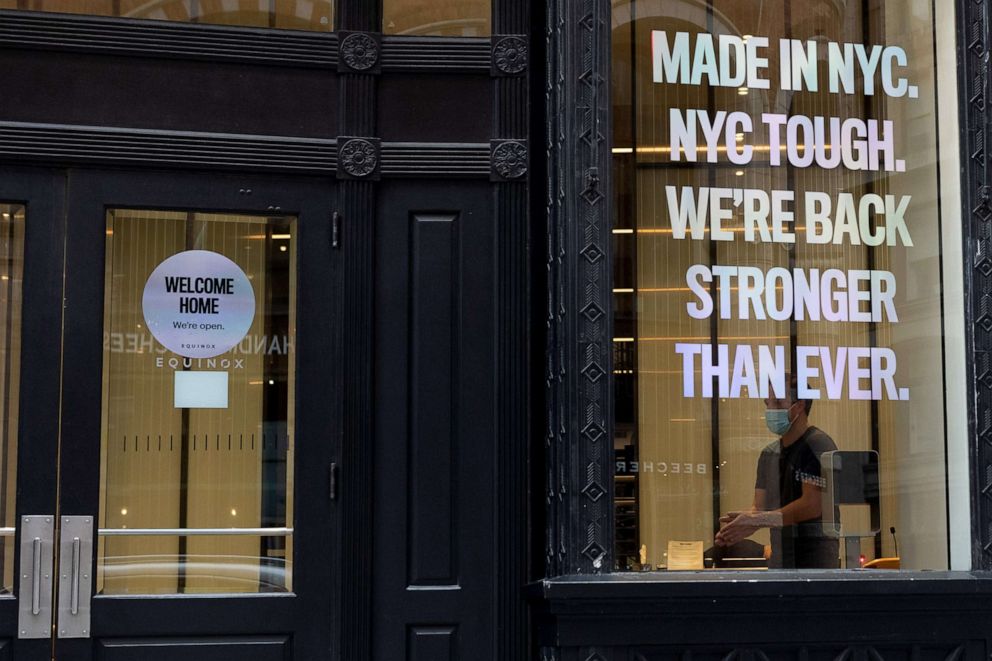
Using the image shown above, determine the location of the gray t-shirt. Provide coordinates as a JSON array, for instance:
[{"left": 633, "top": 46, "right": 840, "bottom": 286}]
[{"left": 755, "top": 426, "right": 839, "bottom": 569}]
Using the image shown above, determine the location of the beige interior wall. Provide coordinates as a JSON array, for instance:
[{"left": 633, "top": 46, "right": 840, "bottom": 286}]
[
  {"left": 633, "top": 13, "right": 712, "bottom": 568},
  {"left": 284, "top": 234, "right": 296, "bottom": 588},
  {"left": 635, "top": 169, "right": 714, "bottom": 565},
  {"left": 877, "top": 1, "right": 948, "bottom": 570},
  {"left": 0, "top": 206, "right": 23, "bottom": 593},
  {"left": 184, "top": 215, "right": 266, "bottom": 593},
  {"left": 100, "top": 210, "right": 187, "bottom": 595}
]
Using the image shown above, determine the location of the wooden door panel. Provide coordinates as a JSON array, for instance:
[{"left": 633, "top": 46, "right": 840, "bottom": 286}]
[{"left": 373, "top": 181, "right": 494, "bottom": 661}]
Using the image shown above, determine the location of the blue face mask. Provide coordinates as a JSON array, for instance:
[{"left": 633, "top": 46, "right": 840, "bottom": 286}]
[{"left": 765, "top": 408, "right": 794, "bottom": 436}]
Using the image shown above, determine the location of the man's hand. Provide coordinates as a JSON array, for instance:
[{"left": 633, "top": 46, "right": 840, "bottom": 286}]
[
  {"left": 718, "top": 511, "right": 743, "bottom": 526},
  {"left": 715, "top": 510, "right": 784, "bottom": 546},
  {"left": 715, "top": 511, "right": 762, "bottom": 546}
]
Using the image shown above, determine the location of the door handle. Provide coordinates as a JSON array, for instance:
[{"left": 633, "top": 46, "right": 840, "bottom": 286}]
[
  {"left": 57, "top": 516, "right": 92, "bottom": 638},
  {"left": 70, "top": 537, "right": 80, "bottom": 615},
  {"left": 18, "top": 515, "right": 54, "bottom": 639},
  {"left": 31, "top": 537, "right": 41, "bottom": 615}
]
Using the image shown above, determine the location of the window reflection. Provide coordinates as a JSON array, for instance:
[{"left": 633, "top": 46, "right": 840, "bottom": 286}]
[
  {"left": 383, "top": 0, "right": 490, "bottom": 37},
  {"left": 0, "top": 0, "right": 334, "bottom": 31},
  {"left": 612, "top": 0, "right": 956, "bottom": 571}
]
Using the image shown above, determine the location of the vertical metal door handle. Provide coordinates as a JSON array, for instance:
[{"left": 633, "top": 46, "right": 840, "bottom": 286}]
[
  {"left": 70, "top": 537, "right": 80, "bottom": 615},
  {"left": 19, "top": 516, "right": 54, "bottom": 639},
  {"left": 56, "top": 516, "right": 92, "bottom": 638},
  {"left": 31, "top": 537, "right": 41, "bottom": 616}
]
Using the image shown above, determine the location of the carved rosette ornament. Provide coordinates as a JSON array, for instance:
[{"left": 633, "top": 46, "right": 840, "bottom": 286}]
[
  {"left": 491, "top": 140, "right": 528, "bottom": 180},
  {"left": 339, "top": 138, "right": 378, "bottom": 178},
  {"left": 493, "top": 36, "right": 528, "bottom": 75},
  {"left": 340, "top": 32, "right": 379, "bottom": 72}
]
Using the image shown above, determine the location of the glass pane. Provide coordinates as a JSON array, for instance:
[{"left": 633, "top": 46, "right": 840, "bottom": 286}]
[
  {"left": 383, "top": 0, "right": 490, "bottom": 37},
  {"left": 0, "top": 0, "right": 333, "bottom": 32},
  {"left": 97, "top": 210, "right": 296, "bottom": 594},
  {"left": 0, "top": 205, "right": 22, "bottom": 595},
  {"left": 612, "top": 0, "right": 961, "bottom": 571}
]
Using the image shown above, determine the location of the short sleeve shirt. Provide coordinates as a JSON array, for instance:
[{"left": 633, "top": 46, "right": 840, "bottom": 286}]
[{"left": 755, "top": 426, "right": 839, "bottom": 569}]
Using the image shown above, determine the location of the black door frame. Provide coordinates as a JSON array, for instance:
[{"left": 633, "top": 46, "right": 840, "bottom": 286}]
[
  {"left": 0, "top": 167, "right": 66, "bottom": 661},
  {"left": 51, "top": 167, "right": 340, "bottom": 661}
]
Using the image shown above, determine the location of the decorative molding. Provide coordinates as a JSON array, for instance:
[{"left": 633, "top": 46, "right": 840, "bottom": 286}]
[
  {"left": 961, "top": 0, "right": 992, "bottom": 570},
  {"left": 0, "top": 11, "right": 491, "bottom": 74},
  {"left": 337, "top": 137, "right": 380, "bottom": 179},
  {"left": 492, "top": 35, "right": 528, "bottom": 75},
  {"left": 491, "top": 139, "right": 528, "bottom": 180},
  {"left": 338, "top": 31, "right": 380, "bottom": 74},
  {"left": 381, "top": 36, "right": 490, "bottom": 73},
  {"left": 0, "top": 9, "right": 337, "bottom": 67},
  {"left": 0, "top": 121, "right": 337, "bottom": 173},
  {"left": 545, "top": 0, "right": 566, "bottom": 578},
  {"left": 0, "top": 122, "right": 494, "bottom": 178},
  {"left": 546, "top": 0, "right": 613, "bottom": 576},
  {"left": 380, "top": 143, "right": 489, "bottom": 177}
]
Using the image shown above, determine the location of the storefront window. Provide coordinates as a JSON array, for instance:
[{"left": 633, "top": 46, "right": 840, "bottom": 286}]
[
  {"left": 612, "top": 0, "right": 966, "bottom": 571},
  {"left": 383, "top": 0, "right": 490, "bottom": 37},
  {"left": 97, "top": 209, "right": 295, "bottom": 594},
  {"left": 0, "top": 0, "right": 334, "bottom": 31}
]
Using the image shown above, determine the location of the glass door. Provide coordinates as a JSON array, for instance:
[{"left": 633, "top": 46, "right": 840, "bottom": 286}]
[
  {"left": 0, "top": 168, "right": 67, "bottom": 660},
  {"left": 98, "top": 208, "right": 297, "bottom": 597},
  {"left": 54, "top": 170, "right": 339, "bottom": 661}
]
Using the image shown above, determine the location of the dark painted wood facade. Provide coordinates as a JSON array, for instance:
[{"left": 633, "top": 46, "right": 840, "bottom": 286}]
[
  {"left": 0, "top": 1, "right": 533, "bottom": 659},
  {"left": 1, "top": 0, "right": 992, "bottom": 659}
]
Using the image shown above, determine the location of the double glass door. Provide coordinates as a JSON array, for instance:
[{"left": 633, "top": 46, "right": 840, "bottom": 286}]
[{"left": 0, "top": 167, "right": 338, "bottom": 660}]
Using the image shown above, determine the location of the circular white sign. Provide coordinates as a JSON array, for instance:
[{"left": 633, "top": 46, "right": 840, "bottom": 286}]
[{"left": 142, "top": 250, "right": 255, "bottom": 359}]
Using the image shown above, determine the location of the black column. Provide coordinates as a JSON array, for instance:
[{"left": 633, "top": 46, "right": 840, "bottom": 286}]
[
  {"left": 546, "top": 0, "right": 614, "bottom": 576},
  {"left": 492, "top": 0, "right": 530, "bottom": 658},
  {"left": 338, "top": 1, "right": 380, "bottom": 659},
  {"left": 959, "top": 0, "right": 992, "bottom": 571}
]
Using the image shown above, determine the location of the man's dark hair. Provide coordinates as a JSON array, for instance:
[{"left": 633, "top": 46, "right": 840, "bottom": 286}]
[{"left": 787, "top": 373, "right": 813, "bottom": 416}]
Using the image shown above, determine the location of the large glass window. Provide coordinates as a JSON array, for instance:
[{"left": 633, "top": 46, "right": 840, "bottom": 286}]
[
  {"left": 612, "top": 0, "right": 966, "bottom": 572},
  {"left": 98, "top": 209, "right": 295, "bottom": 594},
  {"left": 0, "top": 0, "right": 333, "bottom": 31}
]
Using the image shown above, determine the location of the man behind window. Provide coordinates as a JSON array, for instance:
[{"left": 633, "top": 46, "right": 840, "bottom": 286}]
[{"left": 715, "top": 377, "right": 839, "bottom": 569}]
